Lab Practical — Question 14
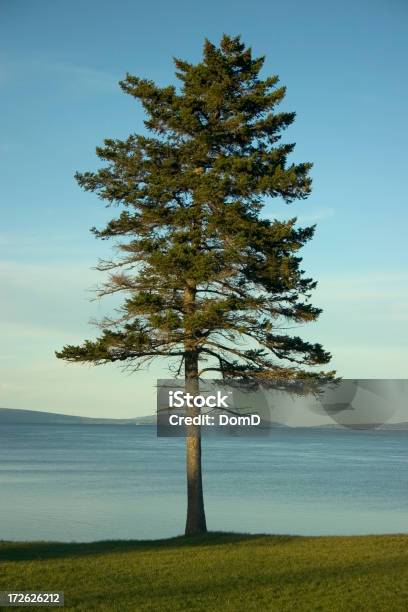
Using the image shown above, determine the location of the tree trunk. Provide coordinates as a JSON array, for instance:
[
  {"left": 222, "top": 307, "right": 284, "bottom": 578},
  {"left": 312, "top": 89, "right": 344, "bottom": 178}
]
[{"left": 184, "top": 349, "right": 207, "bottom": 535}]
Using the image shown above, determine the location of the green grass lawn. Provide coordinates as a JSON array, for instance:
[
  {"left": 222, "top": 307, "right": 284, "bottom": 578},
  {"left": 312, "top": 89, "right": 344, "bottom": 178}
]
[{"left": 0, "top": 533, "right": 407, "bottom": 611}]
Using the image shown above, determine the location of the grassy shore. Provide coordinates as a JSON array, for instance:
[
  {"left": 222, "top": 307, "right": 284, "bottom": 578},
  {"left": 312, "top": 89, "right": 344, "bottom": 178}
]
[{"left": 0, "top": 533, "right": 407, "bottom": 611}]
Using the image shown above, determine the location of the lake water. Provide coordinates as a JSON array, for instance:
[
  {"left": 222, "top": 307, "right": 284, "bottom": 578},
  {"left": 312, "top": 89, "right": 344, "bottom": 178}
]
[{"left": 0, "top": 425, "right": 407, "bottom": 541}]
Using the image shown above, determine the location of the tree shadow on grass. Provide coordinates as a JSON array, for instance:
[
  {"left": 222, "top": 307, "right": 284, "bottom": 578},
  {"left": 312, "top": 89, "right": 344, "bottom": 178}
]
[{"left": 0, "top": 532, "right": 297, "bottom": 562}]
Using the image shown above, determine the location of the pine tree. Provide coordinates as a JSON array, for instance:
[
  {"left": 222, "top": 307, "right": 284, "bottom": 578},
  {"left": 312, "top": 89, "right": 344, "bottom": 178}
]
[{"left": 56, "top": 35, "right": 334, "bottom": 535}]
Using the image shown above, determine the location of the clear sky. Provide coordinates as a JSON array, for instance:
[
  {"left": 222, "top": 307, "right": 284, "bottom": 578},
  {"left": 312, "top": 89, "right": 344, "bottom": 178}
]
[{"left": 1, "top": 0, "right": 407, "bottom": 417}]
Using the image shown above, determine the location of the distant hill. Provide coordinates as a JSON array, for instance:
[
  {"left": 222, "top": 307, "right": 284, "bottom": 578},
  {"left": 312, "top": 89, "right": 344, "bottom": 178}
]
[
  {"left": 306, "top": 422, "right": 408, "bottom": 430},
  {"left": 0, "top": 407, "right": 156, "bottom": 425},
  {"left": 377, "top": 421, "right": 408, "bottom": 430},
  {"left": 1, "top": 407, "right": 406, "bottom": 430}
]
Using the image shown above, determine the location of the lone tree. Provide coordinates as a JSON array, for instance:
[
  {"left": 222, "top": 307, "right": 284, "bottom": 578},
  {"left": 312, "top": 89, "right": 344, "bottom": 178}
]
[{"left": 56, "top": 35, "right": 334, "bottom": 535}]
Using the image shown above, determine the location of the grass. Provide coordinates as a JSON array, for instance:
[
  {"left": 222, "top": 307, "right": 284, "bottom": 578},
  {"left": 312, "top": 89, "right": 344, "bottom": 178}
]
[{"left": 0, "top": 533, "right": 407, "bottom": 611}]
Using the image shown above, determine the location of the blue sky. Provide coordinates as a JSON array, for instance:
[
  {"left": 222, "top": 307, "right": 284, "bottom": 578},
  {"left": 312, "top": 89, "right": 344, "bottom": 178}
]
[{"left": 1, "top": 0, "right": 407, "bottom": 417}]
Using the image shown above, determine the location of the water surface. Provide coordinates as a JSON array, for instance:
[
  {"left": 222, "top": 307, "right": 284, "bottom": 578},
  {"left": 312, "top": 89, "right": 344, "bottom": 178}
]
[{"left": 0, "top": 425, "right": 406, "bottom": 541}]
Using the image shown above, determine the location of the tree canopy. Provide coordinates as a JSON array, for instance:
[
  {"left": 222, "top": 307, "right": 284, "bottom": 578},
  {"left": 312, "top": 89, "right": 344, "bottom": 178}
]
[{"left": 56, "top": 34, "right": 334, "bottom": 384}]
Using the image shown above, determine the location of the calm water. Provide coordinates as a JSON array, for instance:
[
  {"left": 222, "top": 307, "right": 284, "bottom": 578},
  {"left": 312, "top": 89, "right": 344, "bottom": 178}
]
[{"left": 0, "top": 425, "right": 407, "bottom": 541}]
